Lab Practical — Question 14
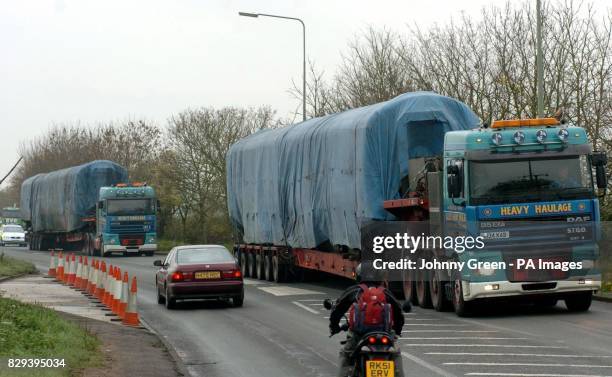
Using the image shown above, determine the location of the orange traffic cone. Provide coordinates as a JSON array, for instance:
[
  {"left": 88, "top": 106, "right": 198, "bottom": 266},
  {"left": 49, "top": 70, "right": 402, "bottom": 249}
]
[
  {"left": 122, "top": 277, "right": 139, "bottom": 327},
  {"left": 118, "top": 271, "right": 129, "bottom": 319},
  {"left": 112, "top": 267, "right": 122, "bottom": 314},
  {"left": 89, "top": 260, "right": 98, "bottom": 295},
  {"left": 79, "top": 256, "right": 88, "bottom": 290},
  {"left": 48, "top": 251, "right": 56, "bottom": 278},
  {"left": 57, "top": 251, "right": 64, "bottom": 281},
  {"left": 95, "top": 262, "right": 106, "bottom": 299},
  {"left": 75, "top": 255, "right": 83, "bottom": 287},
  {"left": 104, "top": 265, "right": 114, "bottom": 307},
  {"left": 63, "top": 254, "right": 70, "bottom": 283},
  {"left": 67, "top": 254, "right": 76, "bottom": 285},
  {"left": 86, "top": 259, "right": 94, "bottom": 293}
]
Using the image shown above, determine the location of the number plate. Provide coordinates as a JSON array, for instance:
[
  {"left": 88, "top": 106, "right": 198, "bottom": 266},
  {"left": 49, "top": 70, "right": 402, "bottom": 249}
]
[
  {"left": 195, "top": 271, "right": 220, "bottom": 279},
  {"left": 366, "top": 360, "right": 394, "bottom": 377}
]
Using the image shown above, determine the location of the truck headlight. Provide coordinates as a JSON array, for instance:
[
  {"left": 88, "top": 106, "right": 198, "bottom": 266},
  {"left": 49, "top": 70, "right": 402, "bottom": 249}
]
[
  {"left": 536, "top": 130, "right": 547, "bottom": 143},
  {"left": 513, "top": 131, "right": 525, "bottom": 144},
  {"left": 491, "top": 132, "right": 503, "bottom": 145},
  {"left": 558, "top": 128, "right": 569, "bottom": 143}
]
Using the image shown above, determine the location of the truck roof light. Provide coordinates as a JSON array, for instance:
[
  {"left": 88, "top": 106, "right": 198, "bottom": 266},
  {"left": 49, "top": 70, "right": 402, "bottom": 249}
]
[
  {"left": 491, "top": 117, "right": 559, "bottom": 129},
  {"left": 536, "top": 130, "right": 547, "bottom": 143},
  {"left": 491, "top": 132, "right": 503, "bottom": 145},
  {"left": 558, "top": 128, "right": 569, "bottom": 143},
  {"left": 513, "top": 131, "right": 525, "bottom": 144},
  {"left": 115, "top": 183, "right": 127, "bottom": 187}
]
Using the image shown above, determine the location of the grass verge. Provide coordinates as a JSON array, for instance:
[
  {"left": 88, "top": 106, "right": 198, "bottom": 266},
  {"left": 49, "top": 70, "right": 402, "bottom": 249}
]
[
  {"left": 0, "top": 253, "right": 36, "bottom": 279},
  {"left": 0, "top": 298, "right": 101, "bottom": 376}
]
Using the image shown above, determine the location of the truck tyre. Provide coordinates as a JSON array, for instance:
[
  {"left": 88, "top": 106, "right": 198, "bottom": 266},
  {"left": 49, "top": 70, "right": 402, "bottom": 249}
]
[
  {"left": 451, "top": 271, "right": 473, "bottom": 317},
  {"left": 416, "top": 264, "right": 432, "bottom": 308},
  {"left": 430, "top": 269, "right": 451, "bottom": 312},
  {"left": 402, "top": 270, "right": 418, "bottom": 305},
  {"left": 272, "top": 254, "right": 285, "bottom": 283},
  {"left": 255, "top": 254, "right": 264, "bottom": 280},
  {"left": 565, "top": 291, "right": 592, "bottom": 312},
  {"left": 240, "top": 253, "right": 248, "bottom": 277},
  {"left": 247, "top": 253, "right": 255, "bottom": 278},
  {"left": 264, "top": 254, "right": 273, "bottom": 281}
]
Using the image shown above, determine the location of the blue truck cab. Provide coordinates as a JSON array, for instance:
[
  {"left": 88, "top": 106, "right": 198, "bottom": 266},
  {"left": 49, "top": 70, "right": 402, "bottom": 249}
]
[
  {"left": 439, "top": 117, "right": 607, "bottom": 313},
  {"left": 97, "top": 183, "right": 158, "bottom": 256}
]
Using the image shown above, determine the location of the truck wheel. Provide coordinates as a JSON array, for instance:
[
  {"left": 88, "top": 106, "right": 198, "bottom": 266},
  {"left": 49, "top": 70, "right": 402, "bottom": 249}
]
[
  {"left": 430, "top": 269, "right": 450, "bottom": 312},
  {"left": 255, "top": 254, "right": 264, "bottom": 280},
  {"left": 272, "top": 255, "right": 285, "bottom": 283},
  {"left": 240, "top": 253, "right": 248, "bottom": 277},
  {"left": 565, "top": 291, "right": 592, "bottom": 312},
  {"left": 264, "top": 254, "right": 273, "bottom": 281},
  {"left": 416, "top": 265, "right": 432, "bottom": 308},
  {"left": 402, "top": 270, "right": 418, "bottom": 305},
  {"left": 247, "top": 253, "right": 255, "bottom": 278},
  {"left": 451, "top": 271, "right": 472, "bottom": 317}
]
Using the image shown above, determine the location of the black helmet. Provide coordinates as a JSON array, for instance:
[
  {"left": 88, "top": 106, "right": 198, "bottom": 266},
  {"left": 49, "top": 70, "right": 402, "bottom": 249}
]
[{"left": 356, "top": 261, "right": 383, "bottom": 284}]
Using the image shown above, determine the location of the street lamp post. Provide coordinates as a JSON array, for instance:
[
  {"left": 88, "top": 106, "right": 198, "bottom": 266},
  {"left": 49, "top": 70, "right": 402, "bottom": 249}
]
[{"left": 239, "top": 11, "right": 307, "bottom": 122}]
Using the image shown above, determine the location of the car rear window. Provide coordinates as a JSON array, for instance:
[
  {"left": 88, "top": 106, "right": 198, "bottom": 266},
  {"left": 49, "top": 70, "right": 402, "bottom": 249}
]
[
  {"left": 176, "top": 248, "right": 234, "bottom": 264},
  {"left": 3, "top": 226, "right": 23, "bottom": 233}
]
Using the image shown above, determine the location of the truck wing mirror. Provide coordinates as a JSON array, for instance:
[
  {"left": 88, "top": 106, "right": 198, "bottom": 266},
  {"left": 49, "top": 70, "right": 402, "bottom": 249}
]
[
  {"left": 591, "top": 152, "right": 608, "bottom": 190},
  {"left": 447, "top": 165, "right": 462, "bottom": 198},
  {"left": 98, "top": 201, "right": 104, "bottom": 210}
]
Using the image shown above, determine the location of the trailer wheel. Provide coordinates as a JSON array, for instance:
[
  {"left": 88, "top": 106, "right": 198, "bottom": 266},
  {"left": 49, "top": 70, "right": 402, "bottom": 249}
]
[
  {"left": 416, "top": 263, "right": 432, "bottom": 308},
  {"left": 264, "top": 254, "right": 273, "bottom": 281},
  {"left": 240, "top": 253, "right": 248, "bottom": 277},
  {"left": 247, "top": 253, "right": 255, "bottom": 278},
  {"left": 272, "top": 255, "right": 285, "bottom": 283},
  {"left": 429, "top": 269, "right": 450, "bottom": 312},
  {"left": 402, "top": 270, "right": 418, "bottom": 305},
  {"left": 255, "top": 254, "right": 265, "bottom": 280},
  {"left": 565, "top": 291, "right": 592, "bottom": 312}
]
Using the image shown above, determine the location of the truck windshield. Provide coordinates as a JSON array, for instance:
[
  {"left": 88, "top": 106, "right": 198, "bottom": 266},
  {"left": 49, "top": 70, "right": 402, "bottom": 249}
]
[
  {"left": 470, "top": 156, "right": 593, "bottom": 205},
  {"left": 106, "top": 199, "right": 154, "bottom": 216},
  {"left": 2, "top": 225, "right": 23, "bottom": 233}
]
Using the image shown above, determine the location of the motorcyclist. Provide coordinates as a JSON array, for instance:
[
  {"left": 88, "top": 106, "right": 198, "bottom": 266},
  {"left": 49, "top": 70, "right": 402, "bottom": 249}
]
[{"left": 329, "top": 261, "right": 408, "bottom": 377}]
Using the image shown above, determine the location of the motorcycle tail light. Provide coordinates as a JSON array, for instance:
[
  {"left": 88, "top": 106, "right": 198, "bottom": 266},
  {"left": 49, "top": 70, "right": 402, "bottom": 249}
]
[
  {"left": 367, "top": 336, "right": 377, "bottom": 345},
  {"left": 381, "top": 336, "right": 390, "bottom": 345}
]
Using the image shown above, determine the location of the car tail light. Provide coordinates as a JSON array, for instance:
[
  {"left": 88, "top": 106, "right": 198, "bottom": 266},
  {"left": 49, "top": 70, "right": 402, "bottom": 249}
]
[
  {"left": 367, "top": 336, "right": 377, "bottom": 345},
  {"left": 222, "top": 270, "right": 242, "bottom": 279},
  {"left": 171, "top": 272, "right": 184, "bottom": 282}
]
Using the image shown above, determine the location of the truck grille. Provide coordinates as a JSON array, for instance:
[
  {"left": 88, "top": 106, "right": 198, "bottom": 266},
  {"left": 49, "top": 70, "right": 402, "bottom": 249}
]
[{"left": 109, "top": 221, "right": 150, "bottom": 234}]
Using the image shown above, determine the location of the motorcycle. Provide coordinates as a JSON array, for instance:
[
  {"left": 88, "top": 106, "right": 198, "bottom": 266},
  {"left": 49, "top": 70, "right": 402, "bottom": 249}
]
[{"left": 324, "top": 298, "right": 404, "bottom": 377}]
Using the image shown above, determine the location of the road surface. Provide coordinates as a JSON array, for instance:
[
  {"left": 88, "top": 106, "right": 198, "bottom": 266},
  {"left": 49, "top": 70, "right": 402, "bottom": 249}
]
[{"left": 3, "top": 246, "right": 612, "bottom": 377}]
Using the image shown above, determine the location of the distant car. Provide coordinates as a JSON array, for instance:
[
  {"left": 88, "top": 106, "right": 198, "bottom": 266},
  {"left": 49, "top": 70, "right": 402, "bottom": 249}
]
[
  {"left": 154, "top": 245, "right": 244, "bottom": 309},
  {"left": 0, "top": 224, "right": 27, "bottom": 247}
]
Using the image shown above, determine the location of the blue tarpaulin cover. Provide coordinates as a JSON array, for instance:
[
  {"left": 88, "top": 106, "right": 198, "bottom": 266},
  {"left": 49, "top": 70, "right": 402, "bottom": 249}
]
[
  {"left": 226, "top": 92, "right": 480, "bottom": 249},
  {"left": 20, "top": 160, "right": 128, "bottom": 233}
]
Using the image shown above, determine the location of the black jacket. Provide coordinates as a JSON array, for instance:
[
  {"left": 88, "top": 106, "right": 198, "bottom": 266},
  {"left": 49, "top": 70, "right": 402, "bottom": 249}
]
[{"left": 329, "top": 283, "right": 404, "bottom": 335}]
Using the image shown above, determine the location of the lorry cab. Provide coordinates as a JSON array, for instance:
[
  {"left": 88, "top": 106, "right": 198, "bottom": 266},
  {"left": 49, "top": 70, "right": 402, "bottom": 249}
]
[
  {"left": 441, "top": 117, "right": 606, "bottom": 308},
  {"left": 97, "top": 183, "right": 158, "bottom": 256}
]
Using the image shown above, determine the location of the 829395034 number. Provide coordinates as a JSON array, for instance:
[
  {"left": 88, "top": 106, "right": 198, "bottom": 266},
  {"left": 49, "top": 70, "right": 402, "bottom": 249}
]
[{"left": 6, "top": 358, "right": 66, "bottom": 368}]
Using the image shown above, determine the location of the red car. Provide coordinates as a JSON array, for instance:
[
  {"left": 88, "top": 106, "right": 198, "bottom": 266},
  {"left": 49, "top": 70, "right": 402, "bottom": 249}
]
[{"left": 154, "top": 245, "right": 244, "bottom": 309}]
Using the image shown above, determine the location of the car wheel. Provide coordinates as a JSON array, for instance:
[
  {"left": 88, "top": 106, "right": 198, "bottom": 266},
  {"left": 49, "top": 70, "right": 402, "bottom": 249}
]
[
  {"left": 157, "top": 284, "right": 165, "bottom": 304},
  {"left": 165, "top": 285, "right": 176, "bottom": 309},
  {"left": 565, "top": 291, "right": 592, "bottom": 312},
  {"left": 233, "top": 290, "right": 244, "bottom": 307}
]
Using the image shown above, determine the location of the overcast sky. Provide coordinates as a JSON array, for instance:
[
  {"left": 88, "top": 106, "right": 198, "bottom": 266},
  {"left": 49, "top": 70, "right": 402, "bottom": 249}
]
[{"left": 1, "top": 0, "right": 609, "bottom": 185}]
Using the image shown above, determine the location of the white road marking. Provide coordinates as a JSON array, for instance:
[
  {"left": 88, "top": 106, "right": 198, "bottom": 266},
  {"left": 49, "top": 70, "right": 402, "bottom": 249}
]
[
  {"left": 292, "top": 301, "right": 320, "bottom": 314},
  {"left": 401, "top": 337, "right": 527, "bottom": 340},
  {"left": 403, "top": 330, "right": 498, "bottom": 333},
  {"left": 403, "top": 324, "right": 469, "bottom": 326},
  {"left": 243, "top": 279, "right": 267, "bottom": 286},
  {"left": 405, "top": 318, "right": 440, "bottom": 321},
  {"left": 448, "top": 362, "right": 612, "bottom": 368},
  {"left": 428, "top": 353, "right": 612, "bottom": 358},
  {"left": 401, "top": 352, "right": 457, "bottom": 377},
  {"left": 296, "top": 299, "right": 326, "bottom": 302},
  {"left": 259, "top": 286, "right": 323, "bottom": 296},
  {"left": 466, "top": 373, "right": 612, "bottom": 377},
  {"left": 402, "top": 344, "right": 568, "bottom": 348}
]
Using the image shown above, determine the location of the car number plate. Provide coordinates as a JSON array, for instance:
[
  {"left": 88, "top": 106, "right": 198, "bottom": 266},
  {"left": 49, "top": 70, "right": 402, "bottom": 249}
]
[
  {"left": 195, "top": 271, "right": 220, "bottom": 279},
  {"left": 366, "top": 360, "right": 394, "bottom": 377}
]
